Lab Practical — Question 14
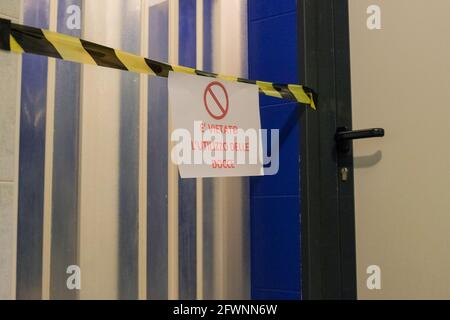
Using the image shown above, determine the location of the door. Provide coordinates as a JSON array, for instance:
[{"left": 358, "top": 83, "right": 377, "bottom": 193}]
[
  {"left": 349, "top": 0, "right": 450, "bottom": 299},
  {"left": 299, "top": 0, "right": 357, "bottom": 299},
  {"left": 300, "top": 0, "right": 450, "bottom": 299}
]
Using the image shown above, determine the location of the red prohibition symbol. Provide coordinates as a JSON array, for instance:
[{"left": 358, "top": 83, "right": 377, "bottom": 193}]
[{"left": 203, "top": 81, "right": 229, "bottom": 120}]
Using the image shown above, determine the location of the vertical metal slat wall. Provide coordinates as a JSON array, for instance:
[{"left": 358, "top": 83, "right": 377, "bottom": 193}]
[{"left": 14, "top": 0, "right": 251, "bottom": 300}]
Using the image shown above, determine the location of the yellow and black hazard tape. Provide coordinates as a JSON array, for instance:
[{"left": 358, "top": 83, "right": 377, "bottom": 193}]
[{"left": 0, "top": 18, "right": 316, "bottom": 109}]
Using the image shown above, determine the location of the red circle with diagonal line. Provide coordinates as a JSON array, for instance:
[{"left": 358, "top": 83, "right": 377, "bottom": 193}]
[{"left": 203, "top": 81, "right": 229, "bottom": 120}]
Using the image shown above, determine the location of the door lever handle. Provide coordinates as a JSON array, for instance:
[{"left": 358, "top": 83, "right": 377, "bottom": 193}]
[{"left": 335, "top": 127, "right": 384, "bottom": 153}]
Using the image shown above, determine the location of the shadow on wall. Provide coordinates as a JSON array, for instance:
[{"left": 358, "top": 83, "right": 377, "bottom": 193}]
[{"left": 354, "top": 150, "right": 382, "bottom": 168}]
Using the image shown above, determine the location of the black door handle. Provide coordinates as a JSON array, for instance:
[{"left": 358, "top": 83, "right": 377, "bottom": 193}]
[{"left": 335, "top": 126, "right": 384, "bottom": 153}]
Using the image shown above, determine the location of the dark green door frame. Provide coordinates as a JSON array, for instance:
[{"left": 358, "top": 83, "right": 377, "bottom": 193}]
[{"left": 298, "top": 0, "right": 357, "bottom": 299}]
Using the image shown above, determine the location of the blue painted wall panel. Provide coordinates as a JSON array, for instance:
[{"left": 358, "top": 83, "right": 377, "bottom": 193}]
[
  {"left": 248, "top": 0, "right": 297, "bottom": 22},
  {"left": 251, "top": 197, "right": 300, "bottom": 292},
  {"left": 252, "top": 103, "right": 300, "bottom": 197},
  {"left": 248, "top": 0, "right": 301, "bottom": 300},
  {"left": 248, "top": 11, "right": 299, "bottom": 107}
]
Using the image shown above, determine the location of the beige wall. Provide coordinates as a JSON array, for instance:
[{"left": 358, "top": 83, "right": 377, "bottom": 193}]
[
  {"left": 0, "top": 0, "right": 22, "bottom": 300},
  {"left": 349, "top": 0, "right": 450, "bottom": 299}
]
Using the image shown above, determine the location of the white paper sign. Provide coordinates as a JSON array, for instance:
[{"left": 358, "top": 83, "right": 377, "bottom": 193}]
[{"left": 168, "top": 71, "right": 264, "bottom": 178}]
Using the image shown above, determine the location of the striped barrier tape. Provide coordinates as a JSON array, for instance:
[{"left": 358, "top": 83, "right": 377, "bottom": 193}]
[{"left": 0, "top": 18, "right": 316, "bottom": 109}]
